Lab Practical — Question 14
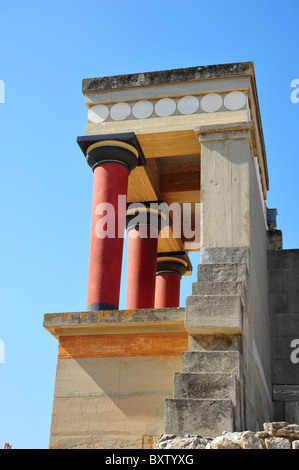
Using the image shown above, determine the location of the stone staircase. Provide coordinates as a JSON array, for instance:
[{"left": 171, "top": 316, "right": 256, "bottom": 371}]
[{"left": 165, "top": 249, "right": 248, "bottom": 437}]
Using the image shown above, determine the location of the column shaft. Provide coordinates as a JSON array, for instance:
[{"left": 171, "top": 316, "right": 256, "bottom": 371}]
[
  {"left": 154, "top": 272, "right": 181, "bottom": 308},
  {"left": 87, "top": 162, "right": 129, "bottom": 310},
  {"left": 126, "top": 226, "right": 159, "bottom": 309}
]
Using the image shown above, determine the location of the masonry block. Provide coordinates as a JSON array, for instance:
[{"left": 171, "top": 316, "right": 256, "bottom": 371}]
[
  {"left": 173, "top": 372, "right": 238, "bottom": 403},
  {"left": 197, "top": 263, "right": 247, "bottom": 283},
  {"left": 182, "top": 351, "right": 240, "bottom": 377},
  {"left": 200, "top": 247, "right": 250, "bottom": 266},
  {"left": 192, "top": 280, "right": 245, "bottom": 299},
  {"left": 165, "top": 398, "right": 234, "bottom": 437},
  {"left": 185, "top": 295, "right": 243, "bottom": 334}
]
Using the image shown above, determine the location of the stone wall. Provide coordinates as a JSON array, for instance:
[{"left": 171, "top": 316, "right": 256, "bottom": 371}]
[
  {"left": 198, "top": 123, "right": 273, "bottom": 430},
  {"left": 155, "top": 422, "right": 299, "bottom": 449},
  {"left": 268, "top": 248, "right": 299, "bottom": 423}
]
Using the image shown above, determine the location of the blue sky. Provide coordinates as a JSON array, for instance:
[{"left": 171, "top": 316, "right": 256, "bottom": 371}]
[{"left": 0, "top": 0, "right": 298, "bottom": 449}]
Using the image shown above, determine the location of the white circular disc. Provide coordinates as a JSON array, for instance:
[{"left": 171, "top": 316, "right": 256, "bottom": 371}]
[
  {"left": 177, "top": 96, "right": 199, "bottom": 115},
  {"left": 155, "top": 98, "right": 176, "bottom": 117},
  {"left": 224, "top": 91, "right": 247, "bottom": 110},
  {"left": 200, "top": 93, "right": 223, "bottom": 113},
  {"left": 132, "top": 100, "right": 153, "bottom": 119},
  {"left": 88, "top": 105, "right": 109, "bottom": 123},
  {"left": 110, "top": 102, "right": 131, "bottom": 120}
]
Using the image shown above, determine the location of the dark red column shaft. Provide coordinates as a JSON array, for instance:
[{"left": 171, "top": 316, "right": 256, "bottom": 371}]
[
  {"left": 126, "top": 226, "right": 159, "bottom": 309},
  {"left": 87, "top": 162, "right": 129, "bottom": 310},
  {"left": 154, "top": 272, "right": 181, "bottom": 308}
]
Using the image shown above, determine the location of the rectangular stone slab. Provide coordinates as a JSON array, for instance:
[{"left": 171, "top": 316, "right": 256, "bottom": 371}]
[{"left": 165, "top": 398, "right": 234, "bottom": 437}]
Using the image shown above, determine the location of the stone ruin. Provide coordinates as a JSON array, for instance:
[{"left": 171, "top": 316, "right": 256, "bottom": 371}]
[{"left": 43, "top": 63, "right": 299, "bottom": 449}]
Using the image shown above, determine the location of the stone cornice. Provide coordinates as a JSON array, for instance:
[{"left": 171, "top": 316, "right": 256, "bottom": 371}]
[{"left": 82, "top": 62, "right": 254, "bottom": 93}]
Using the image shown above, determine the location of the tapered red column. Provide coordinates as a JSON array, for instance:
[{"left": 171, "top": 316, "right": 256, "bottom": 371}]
[
  {"left": 126, "top": 203, "right": 165, "bottom": 309},
  {"left": 78, "top": 139, "right": 139, "bottom": 310},
  {"left": 154, "top": 252, "right": 192, "bottom": 308}
]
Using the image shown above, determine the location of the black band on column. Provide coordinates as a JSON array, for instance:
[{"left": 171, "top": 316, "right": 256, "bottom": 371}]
[
  {"left": 87, "top": 302, "right": 118, "bottom": 311},
  {"left": 86, "top": 146, "right": 138, "bottom": 172},
  {"left": 156, "top": 251, "right": 193, "bottom": 277},
  {"left": 77, "top": 133, "right": 146, "bottom": 169},
  {"left": 126, "top": 201, "right": 169, "bottom": 233}
]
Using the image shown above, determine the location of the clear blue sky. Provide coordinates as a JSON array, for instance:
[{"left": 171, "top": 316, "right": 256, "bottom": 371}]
[{"left": 0, "top": 0, "right": 298, "bottom": 449}]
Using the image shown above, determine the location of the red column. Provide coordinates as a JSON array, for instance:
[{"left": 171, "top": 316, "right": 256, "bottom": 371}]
[
  {"left": 126, "top": 205, "right": 164, "bottom": 310},
  {"left": 154, "top": 252, "right": 192, "bottom": 308},
  {"left": 155, "top": 272, "right": 181, "bottom": 308},
  {"left": 79, "top": 140, "right": 138, "bottom": 311}
]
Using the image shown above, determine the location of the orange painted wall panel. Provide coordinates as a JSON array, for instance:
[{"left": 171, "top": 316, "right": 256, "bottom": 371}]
[{"left": 58, "top": 332, "right": 188, "bottom": 359}]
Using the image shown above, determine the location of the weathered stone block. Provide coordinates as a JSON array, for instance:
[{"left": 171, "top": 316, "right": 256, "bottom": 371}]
[
  {"left": 192, "top": 281, "right": 245, "bottom": 298},
  {"left": 182, "top": 351, "right": 240, "bottom": 376},
  {"left": 155, "top": 434, "right": 211, "bottom": 449},
  {"left": 267, "top": 230, "right": 283, "bottom": 250},
  {"left": 200, "top": 247, "right": 250, "bottom": 266},
  {"left": 273, "top": 385, "right": 299, "bottom": 402},
  {"left": 188, "top": 334, "right": 242, "bottom": 352},
  {"left": 186, "top": 295, "right": 243, "bottom": 334},
  {"left": 208, "top": 430, "right": 263, "bottom": 449},
  {"left": 263, "top": 421, "right": 299, "bottom": 439},
  {"left": 173, "top": 372, "right": 237, "bottom": 403},
  {"left": 165, "top": 398, "right": 234, "bottom": 437},
  {"left": 197, "top": 263, "right": 247, "bottom": 283},
  {"left": 264, "top": 437, "right": 291, "bottom": 449},
  {"left": 285, "top": 402, "right": 299, "bottom": 424}
]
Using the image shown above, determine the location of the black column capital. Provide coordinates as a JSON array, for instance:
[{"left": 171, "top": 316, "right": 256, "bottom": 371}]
[
  {"left": 126, "top": 201, "right": 169, "bottom": 233},
  {"left": 156, "top": 251, "right": 192, "bottom": 277},
  {"left": 77, "top": 133, "right": 145, "bottom": 172}
]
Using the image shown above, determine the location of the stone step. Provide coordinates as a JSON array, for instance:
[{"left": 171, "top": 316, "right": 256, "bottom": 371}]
[
  {"left": 185, "top": 294, "right": 243, "bottom": 334},
  {"left": 181, "top": 351, "right": 240, "bottom": 377},
  {"left": 188, "top": 334, "right": 242, "bottom": 352},
  {"left": 200, "top": 247, "right": 250, "bottom": 266},
  {"left": 197, "top": 263, "right": 247, "bottom": 283},
  {"left": 173, "top": 372, "right": 238, "bottom": 403},
  {"left": 192, "top": 280, "right": 245, "bottom": 297},
  {"left": 165, "top": 398, "right": 234, "bottom": 437}
]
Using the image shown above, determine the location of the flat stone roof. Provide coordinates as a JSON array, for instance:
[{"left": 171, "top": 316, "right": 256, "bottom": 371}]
[
  {"left": 43, "top": 307, "right": 186, "bottom": 338},
  {"left": 82, "top": 62, "right": 254, "bottom": 93}
]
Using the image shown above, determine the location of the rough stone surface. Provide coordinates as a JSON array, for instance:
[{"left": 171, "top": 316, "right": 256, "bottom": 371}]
[
  {"left": 82, "top": 63, "right": 253, "bottom": 92},
  {"left": 164, "top": 398, "right": 234, "bottom": 437},
  {"left": 292, "top": 440, "right": 299, "bottom": 449},
  {"left": 267, "top": 230, "right": 283, "bottom": 250},
  {"left": 263, "top": 422, "right": 299, "bottom": 439},
  {"left": 185, "top": 294, "right": 242, "bottom": 333},
  {"left": 182, "top": 351, "right": 240, "bottom": 376},
  {"left": 197, "top": 263, "right": 247, "bottom": 283},
  {"left": 155, "top": 434, "right": 212, "bottom": 450},
  {"left": 155, "top": 422, "right": 299, "bottom": 449},
  {"left": 173, "top": 372, "right": 237, "bottom": 402},
  {"left": 264, "top": 437, "right": 291, "bottom": 449},
  {"left": 200, "top": 247, "right": 250, "bottom": 266},
  {"left": 241, "top": 431, "right": 264, "bottom": 449},
  {"left": 208, "top": 432, "right": 242, "bottom": 449}
]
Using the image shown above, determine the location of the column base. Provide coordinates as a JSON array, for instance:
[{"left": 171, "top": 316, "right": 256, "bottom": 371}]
[{"left": 87, "top": 302, "right": 118, "bottom": 311}]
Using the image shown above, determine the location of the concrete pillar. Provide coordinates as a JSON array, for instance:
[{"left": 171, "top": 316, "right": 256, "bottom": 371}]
[
  {"left": 154, "top": 252, "right": 191, "bottom": 308},
  {"left": 83, "top": 140, "right": 138, "bottom": 310},
  {"left": 126, "top": 203, "right": 165, "bottom": 309}
]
